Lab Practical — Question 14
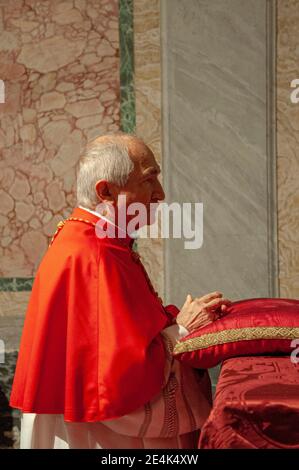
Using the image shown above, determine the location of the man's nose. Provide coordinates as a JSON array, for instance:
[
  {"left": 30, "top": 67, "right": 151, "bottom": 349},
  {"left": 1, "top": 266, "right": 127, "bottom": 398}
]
[{"left": 154, "top": 179, "right": 165, "bottom": 201}]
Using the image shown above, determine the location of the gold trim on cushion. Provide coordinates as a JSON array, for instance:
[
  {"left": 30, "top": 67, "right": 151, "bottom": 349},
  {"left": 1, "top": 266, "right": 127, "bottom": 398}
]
[{"left": 173, "top": 327, "right": 299, "bottom": 355}]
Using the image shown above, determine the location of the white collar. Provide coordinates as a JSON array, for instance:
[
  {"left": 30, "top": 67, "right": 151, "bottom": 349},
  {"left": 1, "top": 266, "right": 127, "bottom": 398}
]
[{"left": 79, "top": 205, "right": 128, "bottom": 236}]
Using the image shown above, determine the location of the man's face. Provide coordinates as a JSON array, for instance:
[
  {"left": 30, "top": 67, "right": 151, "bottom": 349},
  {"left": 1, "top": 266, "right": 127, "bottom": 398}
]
[
  {"left": 118, "top": 140, "right": 165, "bottom": 226},
  {"left": 95, "top": 138, "right": 165, "bottom": 228}
]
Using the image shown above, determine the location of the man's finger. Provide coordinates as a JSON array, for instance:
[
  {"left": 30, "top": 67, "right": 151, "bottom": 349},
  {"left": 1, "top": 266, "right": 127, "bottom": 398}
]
[
  {"left": 221, "top": 303, "right": 231, "bottom": 311},
  {"left": 182, "top": 294, "right": 192, "bottom": 308},
  {"left": 200, "top": 291, "right": 223, "bottom": 303},
  {"left": 205, "top": 298, "right": 231, "bottom": 309}
]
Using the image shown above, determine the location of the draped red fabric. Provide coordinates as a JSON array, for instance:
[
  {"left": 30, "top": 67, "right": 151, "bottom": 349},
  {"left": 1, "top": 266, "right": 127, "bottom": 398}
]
[
  {"left": 9, "top": 207, "right": 173, "bottom": 422},
  {"left": 199, "top": 356, "right": 299, "bottom": 448}
]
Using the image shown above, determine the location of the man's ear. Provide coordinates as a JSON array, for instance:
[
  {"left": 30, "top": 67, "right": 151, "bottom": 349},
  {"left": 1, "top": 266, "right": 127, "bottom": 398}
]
[{"left": 95, "top": 180, "right": 114, "bottom": 202}]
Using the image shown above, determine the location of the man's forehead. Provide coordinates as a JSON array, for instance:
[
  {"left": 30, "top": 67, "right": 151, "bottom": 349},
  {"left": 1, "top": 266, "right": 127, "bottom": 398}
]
[
  {"left": 91, "top": 133, "right": 160, "bottom": 172},
  {"left": 128, "top": 140, "right": 159, "bottom": 171}
]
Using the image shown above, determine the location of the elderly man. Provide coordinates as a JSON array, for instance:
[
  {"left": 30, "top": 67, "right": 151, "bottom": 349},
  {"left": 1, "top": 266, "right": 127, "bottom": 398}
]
[{"left": 10, "top": 133, "right": 231, "bottom": 449}]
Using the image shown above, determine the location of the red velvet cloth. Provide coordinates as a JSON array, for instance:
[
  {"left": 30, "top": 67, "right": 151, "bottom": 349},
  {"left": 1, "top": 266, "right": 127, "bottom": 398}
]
[
  {"left": 10, "top": 207, "right": 173, "bottom": 422},
  {"left": 199, "top": 356, "right": 299, "bottom": 448},
  {"left": 174, "top": 298, "right": 299, "bottom": 369}
]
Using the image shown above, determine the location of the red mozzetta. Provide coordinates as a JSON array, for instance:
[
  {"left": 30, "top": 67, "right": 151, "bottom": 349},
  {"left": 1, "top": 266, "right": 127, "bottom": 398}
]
[{"left": 10, "top": 207, "right": 177, "bottom": 422}]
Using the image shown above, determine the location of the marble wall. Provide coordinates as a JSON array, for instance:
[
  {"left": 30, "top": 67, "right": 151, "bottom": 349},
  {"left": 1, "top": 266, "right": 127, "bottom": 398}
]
[
  {"left": 134, "top": 0, "right": 164, "bottom": 297},
  {"left": 0, "top": 0, "right": 120, "bottom": 281},
  {"left": 161, "top": 0, "right": 278, "bottom": 307},
  {"left": 277, "top": 0, "right": 299, "bottom": 299},
  {"left": 137, "top": 0, "right": 299, "bottom": 305}
]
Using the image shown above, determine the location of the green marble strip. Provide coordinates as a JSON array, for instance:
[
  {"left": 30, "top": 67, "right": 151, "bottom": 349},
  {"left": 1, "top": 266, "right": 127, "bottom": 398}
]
[
  {"left": 0, "top": 2, "right": 137, "bottom": 291},
  {"left": 119, "top": 0, "right": 136, "bottom": 133},
  {"left": 0, "top": 278, "right": 34, "bottom": 292}
]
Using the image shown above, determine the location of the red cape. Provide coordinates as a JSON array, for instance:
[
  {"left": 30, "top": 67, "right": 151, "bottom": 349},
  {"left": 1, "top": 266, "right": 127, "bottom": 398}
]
[{"left": 10, "top": 207, "right": 178, "bottom": 422}]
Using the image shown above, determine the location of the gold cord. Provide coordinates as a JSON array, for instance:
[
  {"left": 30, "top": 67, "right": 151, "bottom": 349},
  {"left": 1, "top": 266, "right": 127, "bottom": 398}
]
[{"left": 49, "top": 217, "right": 162, "bottom": 302}]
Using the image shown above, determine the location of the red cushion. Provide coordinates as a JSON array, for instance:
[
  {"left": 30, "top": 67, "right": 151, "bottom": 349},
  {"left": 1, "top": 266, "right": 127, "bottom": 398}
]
[{"left": 173, "top": 298, "right": 299, "bottom": 369}]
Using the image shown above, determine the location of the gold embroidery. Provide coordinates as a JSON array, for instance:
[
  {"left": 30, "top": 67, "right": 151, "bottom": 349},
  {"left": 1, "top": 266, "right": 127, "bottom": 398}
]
[
  {"left": 49, "top": 217, "right": 96, "bottom": 246},
  {"left": 173, "top": 326, "right": 299, "bottom": 354},
  {"left": 160, "top": 333, "right": 175, "bottom": 387},
  {"left": 161, "top": 332, "right": 174, "bottom": 358},
  {"left": 180, "top": 366, "right": 197, "bottom": 432},
  {"left": 138, "top": 402, "right": 152, "bottom": 438},
  {"left": 160, "top": 372, "right": 179, "bottom": 438}
]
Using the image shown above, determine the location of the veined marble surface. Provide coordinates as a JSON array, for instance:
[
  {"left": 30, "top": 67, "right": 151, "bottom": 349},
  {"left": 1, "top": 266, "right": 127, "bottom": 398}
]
[
  {"left": 0, "top": 0, "right": 120, "bottom": 278},
  {"left": 134, "top": 0, "right": 164, "bottom": 299},
  {"left": 161, "top": 0, "right": 277, "bottom": 306},
  {"left": 277, "top": 0, "right": 299, "bottom": 299}
]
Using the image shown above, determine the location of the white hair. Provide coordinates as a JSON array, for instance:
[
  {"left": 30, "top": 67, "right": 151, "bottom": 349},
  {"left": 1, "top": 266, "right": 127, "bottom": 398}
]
[{"left": 76, "top": 136, "right": 134, "bottom": 209}]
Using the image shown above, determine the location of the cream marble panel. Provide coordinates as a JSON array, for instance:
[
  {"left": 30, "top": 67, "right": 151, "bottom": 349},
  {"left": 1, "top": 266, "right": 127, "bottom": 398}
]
[
  {"left": 277, "top": 0, "right": 299, "bottom": 299},
  {"left": 134, "top": 0, "right": 164, "bottom": 298},
  {"left": 161, "top": 0, "right": 277, "bottom": 306}
]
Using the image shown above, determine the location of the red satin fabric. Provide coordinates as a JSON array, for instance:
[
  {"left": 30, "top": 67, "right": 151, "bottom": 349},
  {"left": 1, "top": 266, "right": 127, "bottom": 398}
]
[
  {"left": 174, "top": 298, "right": 299, "bottom": 369},
  {"left": 10, "top": 207, "right": 174, "bottom": 422},
  {"left": 199, "top": 356, "right": 299, "bottom": 448}
]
